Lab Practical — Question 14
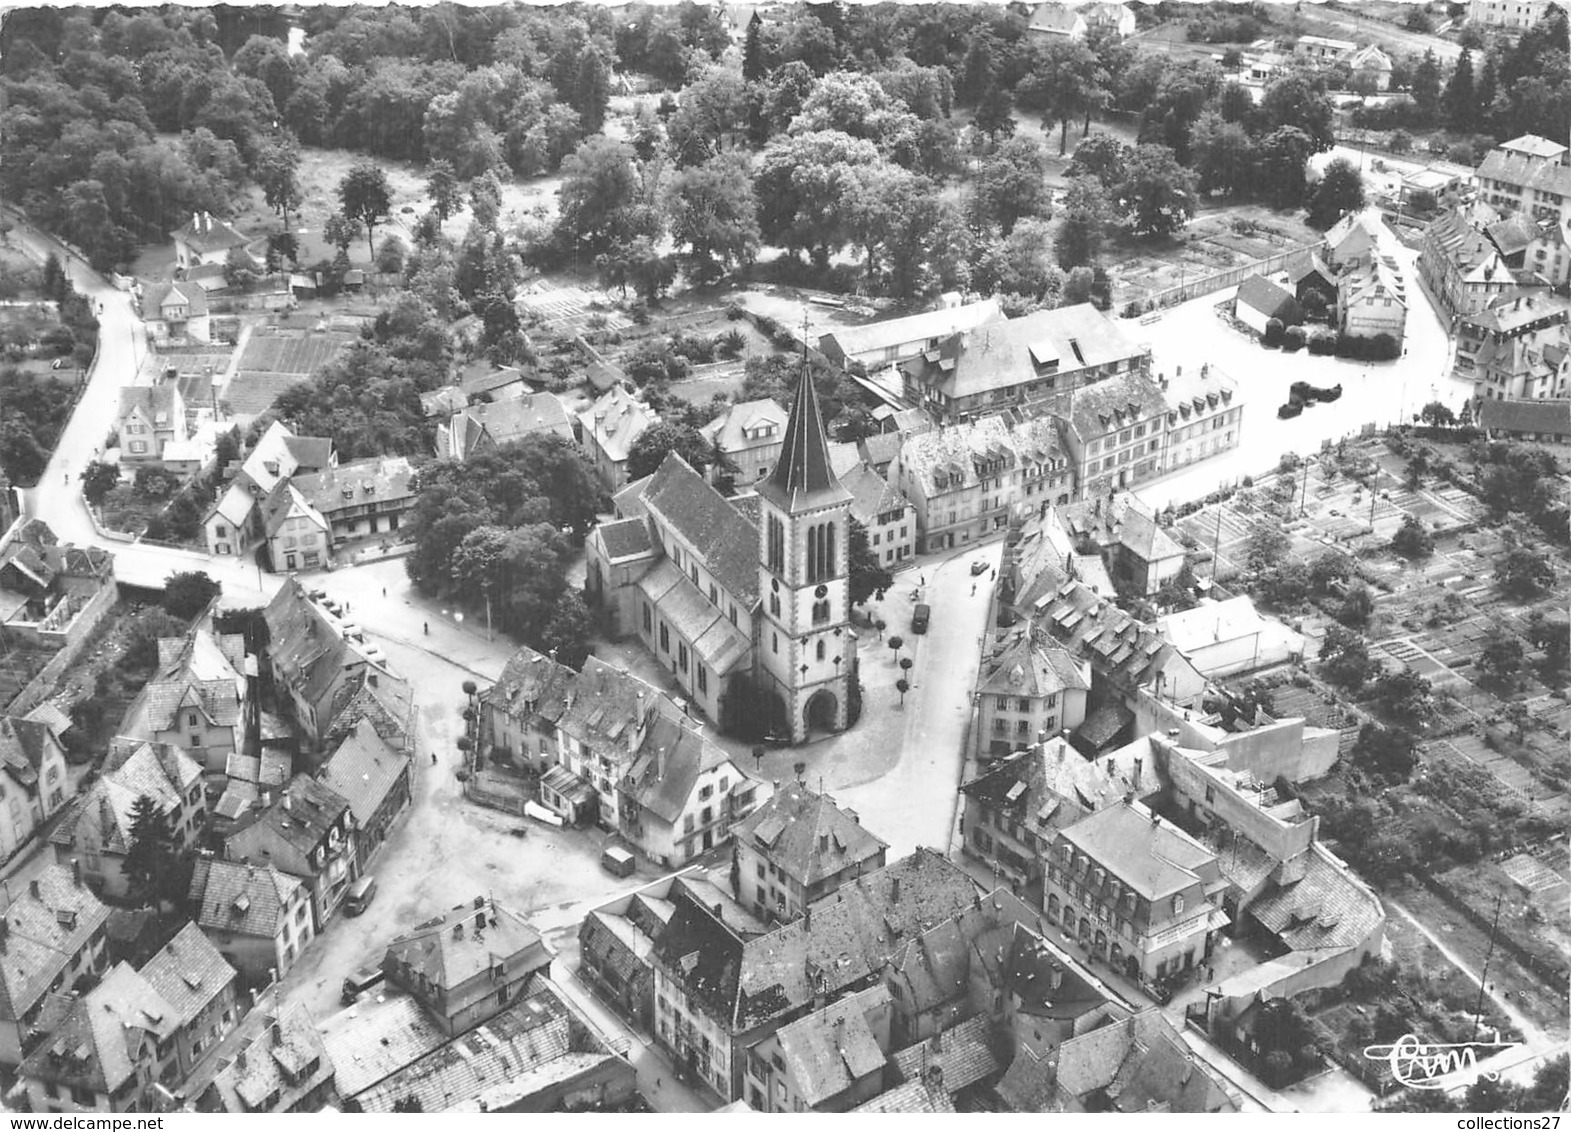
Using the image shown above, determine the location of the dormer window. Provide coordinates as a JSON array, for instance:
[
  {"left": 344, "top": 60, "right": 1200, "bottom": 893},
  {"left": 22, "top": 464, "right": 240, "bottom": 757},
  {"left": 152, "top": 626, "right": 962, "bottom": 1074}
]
[{"left": 1172, "top": 894, "right": 1185, "bottom": 915}]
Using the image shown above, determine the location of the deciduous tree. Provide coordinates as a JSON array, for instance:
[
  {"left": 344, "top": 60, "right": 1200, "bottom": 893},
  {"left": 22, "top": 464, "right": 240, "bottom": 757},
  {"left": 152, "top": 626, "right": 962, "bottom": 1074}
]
[{"left": 338, "top": 162, "right": 393, "bottom": 258}]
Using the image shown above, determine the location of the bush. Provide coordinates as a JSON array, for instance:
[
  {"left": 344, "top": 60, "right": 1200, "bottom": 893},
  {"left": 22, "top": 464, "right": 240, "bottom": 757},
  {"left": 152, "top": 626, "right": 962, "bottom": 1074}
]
[
  {"left": 1262, "top": 316, "right": 1284, "bottom": 346},
  {"left": 1389, "top": 131, "right": 1412, "bottom": 154},
  {"left": 162, "top": 571, "right": 221, "bottom": 620},
  {"left": 1282, "top": 325, "right": 1306, "bottom": 352},
  {"left": 715, "top": 328, "right": 746, "bottom": 358},
  {"left": 1308, "top": 330, "right": 1338, "bottom": 355}
]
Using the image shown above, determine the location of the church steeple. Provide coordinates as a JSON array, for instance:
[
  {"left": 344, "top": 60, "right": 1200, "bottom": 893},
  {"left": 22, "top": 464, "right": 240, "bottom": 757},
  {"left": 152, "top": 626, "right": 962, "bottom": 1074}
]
[{"left": 757, "top": 367, "right": 851, "bottom": 514}]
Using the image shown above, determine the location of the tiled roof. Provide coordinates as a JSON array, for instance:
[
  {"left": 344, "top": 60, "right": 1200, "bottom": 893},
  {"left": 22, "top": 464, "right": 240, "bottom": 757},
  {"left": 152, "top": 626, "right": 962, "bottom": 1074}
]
[
  {"left": 281, "top": 435, "right": 334, "bottom": 471},
  {"left": 1060, "top": 801, "right": 1216, "bottom": 901},
  {"left": 19, "top": 963, "right": 175, "bottom": 1095},
  {"left": 382, "top": 899, "right": 549, "bottom": 1001},
  {"left": 1341, "top": 258, "right": 1407, "bottom": 310},
  {"left": 596, "top": 517, "right": 655, "bottom": 562},
  {"left": 818, "top": 299, "right": 1003, "bottom": 361},
  {"left": 1486, "top": 215, "right": 1541, "bottom": 258},
  {"left": 904, "top": 304, "right": 1145, "bottom": 401},
  {"left": 757, "top": 371, "right": 851, "bottom": 515},
  {"left": 636, "top": 560, "right": 752, "bottom": 675},
  {"left": 292, "top": 457, "right": 415, "bottom": 519},
  {"left": 1068, "top": 371, "right": 1168, "bottom": 441},
  {"left": 897, "top": 413, "right": 1066, "bottom": 500},
  {"left": 0, "top": 863, "right": 111, "bottom": 1024},
  {"left": 962, "top": 737, "right": 1127, "bottom": 834},
  {"left": 319, "top": 994, "right": 445, "bottom": 1100},
  {"left": 580, "top": 910, "right": 654, "bottom": 990},
  {"left": 1423, "top": 209, "right": 1508, "bottom": 273},
  {"left": 891, "top": 1014, "right": 1002, "bottom": 1094},
  {"left": 733, "top": 782, "right": 887, "bottom": 888},
  {"left": 1249, "top": 843, "right": 1385, "bottom": 953},
  {"left": 141, "top": 676, "right": 241, "bottom": 732},
  {"left": 317, "top": 718, "right": 409, "bottom": 828},
  {"left": 440, "top": 394, "right": 572, "bottom": 460},
  {"left": 853, "top": 1078, "right": 955, "bottom": 1112},
  {"left": 478, "top": 644, "right": 576, "bottom": 726},
  {"left": 771, "top": 984, "right": 891, "bottom": 1107},
  {"left": 1027, "top": 0, "right": 1085, "bottom": 34},
  {"left": 259, "top": 481, "right": 328, "bottom": 539},
  {"left": 263, "top": 578, "right": 360, "bottom": 721},
  {"left": 326, "top": 669, "right": 416, "bottom": 752},
  {"left": 202, "top": 1004, "right": 332, "bottom": 1114},
  {"left": 140, "top": 280, "right": 210, "bottom": 321},
  {"left": 1284, "top": 250, "right": 1334, "bottom": 288},
  {"left": 457, "top": 364, "right": 525, "bottom": 398},
  {"left": 838, "top": 462, "right": 909, "bottom": 526},
  {"left": 1477, "top": 147, "right": 1571, "bottom": 198},
  {"left": 1034, "top": 577, "right": 1192, "bottom": 692},
  {"left": 702, "top": 398, "right": 788, "bottom": 454},
  {"left": 224, "top": 775, "right": 351, "bottom": 875},
  {"left": 640, "top": 452, "right": 761, "bottom": 607},
  {"left": 1234, "top": 274, "right": 1297, "bottom": 320},
  {"left": 580, "top": 385, "right": 659, "bottom": 464},
  {"left": 118, "top": 385, "right": 183, "bottom": 427},
  {"left": 1061, "top": 493, "right": 1184, "bottom": 565},
  {"left": 1325, "top": 212, "right": 1380, "bottom": 254},
  {"left": 620, "top": 714, "right": 740, "bottom": 825},
  {"left": 173, "top": 213, "right": 252, "bottom": 254},
  {"left": 1051, "top": 1009, "right": 1238, "bottom": 1112},
  {"left": 137, "top": 922, "right": 235, "bottom": 1028},
  {"left": 188, "top": 858, "right": 303, "bottom": 939},
  {"left": 0, "top": 716, "right": 56, "bottom": 791},
  {"left": 1480, "top": 397, "right": 1571, "bottom": 436},
  {"left": 977, "top": 636, "right": 1090, "bottom": 699}
]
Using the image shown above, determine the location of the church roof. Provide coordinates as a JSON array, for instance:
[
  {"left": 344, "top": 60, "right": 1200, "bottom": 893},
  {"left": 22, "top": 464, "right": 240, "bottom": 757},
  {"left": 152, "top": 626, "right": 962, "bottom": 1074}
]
[{"left": 756, "top": 374, "right": 852, "bottom": 514}]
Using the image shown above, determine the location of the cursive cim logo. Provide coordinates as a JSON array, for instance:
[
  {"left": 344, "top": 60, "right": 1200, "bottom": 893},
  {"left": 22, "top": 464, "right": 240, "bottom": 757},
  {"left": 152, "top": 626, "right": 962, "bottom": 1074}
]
[{"left": 1363, "top": 1033, "right": 1521, "bottom": 1090}]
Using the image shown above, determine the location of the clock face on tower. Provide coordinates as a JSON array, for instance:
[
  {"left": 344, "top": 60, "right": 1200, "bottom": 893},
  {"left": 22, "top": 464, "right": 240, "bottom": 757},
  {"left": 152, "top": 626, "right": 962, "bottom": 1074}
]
[{"left": 814, "top": 584, "right": 828, "bottom": 599}]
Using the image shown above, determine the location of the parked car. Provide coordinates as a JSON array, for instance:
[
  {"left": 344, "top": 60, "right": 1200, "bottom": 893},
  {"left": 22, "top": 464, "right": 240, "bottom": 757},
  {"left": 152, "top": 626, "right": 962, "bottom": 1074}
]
[
  {"left": 600, "top": 846, "right": 636, "bottom": 878},
  {"left": 911, "top": 603, "right": 931, "bottom": 634},
  {"left": 341, "top": 964, "right": 385, "bottom": 1005},
  {"left": 344, "top": 874, "right": 377, "bottom": 916},
  {"left": 969, "top": 559, "right": 989, "bottom": 576}
]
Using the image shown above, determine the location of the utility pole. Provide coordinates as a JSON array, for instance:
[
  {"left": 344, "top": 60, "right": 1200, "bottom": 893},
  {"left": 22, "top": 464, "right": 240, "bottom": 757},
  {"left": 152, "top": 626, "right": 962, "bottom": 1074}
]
[
  {"left": 1470, "top": 893, "right": 1505, "bottom": 1042},
  {"left": 1299, "top": 458, "right": 1310, "bottom": 516},
  {"left": 1210, "top": 503, "right": 1223, "bottom": 580}
]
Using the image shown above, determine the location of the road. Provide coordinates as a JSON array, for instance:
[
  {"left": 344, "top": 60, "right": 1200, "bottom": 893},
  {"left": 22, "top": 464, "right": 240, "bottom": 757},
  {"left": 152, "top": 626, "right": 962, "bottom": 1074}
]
[{"left": 1127, "top": 205, "right": 1463, "bottom": 514}]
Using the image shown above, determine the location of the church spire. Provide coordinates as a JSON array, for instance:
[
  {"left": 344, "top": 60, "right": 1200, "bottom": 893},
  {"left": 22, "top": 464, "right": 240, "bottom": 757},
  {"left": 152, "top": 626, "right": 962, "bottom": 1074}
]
[{"left": 758, "top": 318, "right": 851, "bottom": 514}]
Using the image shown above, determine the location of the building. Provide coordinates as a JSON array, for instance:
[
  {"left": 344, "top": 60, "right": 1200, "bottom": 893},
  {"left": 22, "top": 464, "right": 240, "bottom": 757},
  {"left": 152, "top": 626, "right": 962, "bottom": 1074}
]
[
  {"left": 1059, "top": 371, "right": 1171, "bottom": 495},
  {"left": 892, "top": 413, "right": 1072, "bottom": 553},
  {"left": 590, "top": 369, "right": 860, "bottom": 743},
  {"left": 381, "top": 898, "right": 553, "bottom": 1037},
  {"left": 0, "top": 520, "right": 119, "bottom": 653},
  {"left": 116, "top": 386, "right": 188, "bottom": 464},
  {"left": 1078, "top": 1, "right": 1136, "bottom": 37},
  {"left": 49, "top": 743, "right": 205, "bottom": 902},
  {"left": 123, "top": 631, "right": 248, "bottom": 785},
  {"left": 134, "top": 923, "right": 240, "bottom": 1083},
  {"left": 189, "top": 1004, "right": 334, "bottom": 1114},
  {"left": 1338, "top": 256, "right": 1408, "bottom": 343},
  {"left": 316, "top": 718, "right": 411, "bottom": 868},
  {"left": 1059, "top": 492, "right": 1185, "bottom": 597},
  {"left": 732, "top": 783, "right": 887, "bottom": 923},
  {"left": 173, "top": 212, "right": 254, "bottom": 270},
  {"left": 580, "top": 385, "right": 658, "bottom": 491},
  {"left": 1044, "top": 799, "right": 1227, "bottom": 982},
  {"left": 224, "top": 775, "right": 357, "bottom": 932},
  {"left": 261, "top": 578, "right": 394, "bottom": 751},
  {"left": 436, "top": 393, "right": 573, "bottom": 461},
  {"left": 186, "top": 859, "right": 315, "bottom": 987},
  {"left": 817, "top": 299, "right": 1004, "bottom": 372},
  {"left": 138, "top": 281, "right": 211, "bottom": 344},
  {"left": 0, "top": 715, "right": 71, "bottom": 863},
  {"left": 1468, "top": 0, "right": 1559, "bottom": 27},
  {"left": 338, "top": 975, "right": 636, "bottom": 1113},
  {"left": 1026, "top": 0, "right": 1087, "bottom": 39},
  {"left": 1323, "top": 211, "right": 1381, "bottom": 271},
  {"left": 1157, "top": 362, "right": 1243, "bottom": 478},
  {"left": 1232, "top": 275, "right": 1298, "bottom": 335},
  {"left": 1348, "top": 43, "right": 1393, "bottom": 90},
  {"left": 616, "top": 715, "right": 762, "bottom": 866},
  {"left": 701, "top": 398, "right": 788, "bottom": 487},
  {"left": 1419, "top": 208, "right": 1540, "bottom": 320},
  {"left": 1475, "top": 134, "right": 1571, "bottom": 222},
  {"left": 1284, "top": 250, "right": 1336, "bottom": 305},
  {"left": 900, "top": 304, "right": 1151, "bottom": 424},
  {"left": 1479, "top": 397, "right": 1571, "bottom": 443},
  {"left": 977, "top": 638, "right": 1091, "bottom": 758},
  {"left": 839, "top": 462, "right": 915, "bottom": 568},
  {"left": 1157, "top": 595, "right": 1306, "bottom": 679},
  {"left": 1458, "top": 293, "right": 1571, "bottom": 403},
  {"left": 0, "top": 862, "right": 112, "bottom": 1068},
  {"left": 281, "top": 456, "right": 415, "bottom": 564},
  {"left": 742, "top": 985, "right": 893, "bottom": 1113},
  {"left": 202, "top": 422, "right": 335, "bottom": 558},
  {"left": 1293, "top": 33, "right": 1354, "bottom": 61},
  {"left": 997, "top": 1008, "right": 1239, "bottom": 1112}
]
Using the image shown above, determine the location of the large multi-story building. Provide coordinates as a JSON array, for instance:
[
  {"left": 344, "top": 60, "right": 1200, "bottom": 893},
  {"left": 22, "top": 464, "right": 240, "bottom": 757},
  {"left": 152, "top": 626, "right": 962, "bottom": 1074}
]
[
  {"left": 580, "top": 384, "right": 659, "bottom": 491},
  {"left": 899, "top": 304, "right": 1151, "bottom": 424},
  {"left": 1469, "top": 0, "right": 1558, "bottom": 28},
  {"left": 839, "top": 462, "right": 916, "bottom": 568},
  {"left": 1417, "top": 208, "right": 1530, "bottom": 321},
  {"left": 817, "top": 298, "right": 1003, "bottom": 373},
  {"left": 1475, "top": 134, "right": 1571, "bottom": 222},
  {"left": 588, "top": 372, "right": 859, "bottom": 743},
  {"left": 1059, "top": 371, "right": 1171, "bottom": 495},
  {"left": 701, "top": 399, "right": 788, "bottom": 487},
  {"left": 1456, "top": 292, "right": 1571, "bottom": 403},
  {"left": 892, "top": 413, "right": 1072, "bottom": 554},
  {"left": 732, "top": 783, "right": 887, "bottom": 923},
  {"left": 1156, "top": 365, "right": 1242, "bottom": 477},
  {"left": 976, "top": 639, "right": 1091, "bottom": 758}
]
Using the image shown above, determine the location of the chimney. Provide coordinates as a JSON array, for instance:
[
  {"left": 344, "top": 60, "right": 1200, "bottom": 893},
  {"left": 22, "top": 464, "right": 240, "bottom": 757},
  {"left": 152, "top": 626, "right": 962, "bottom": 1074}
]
[
  {"left": 236, "top": 1048, "right": 247, "bottom": 1073},
  {"left": 819, "top": 834, "right": 829, "bottom": 854},
  {"left": 1133, "top": 758, "right": 1143, "bottom": 790},
  {"left": 475, "top": 910, "right": 487, "bottom": 931},
  {"left": 891, "top": 877, "right": 901, "bottom": 903},
  {"left": 271, "top": 1020, "right": 282, "bottom": 1047},
  {"left": 28, "top": 880, "right": 39, "bottom": 900},
  {"left": 71, "top": 859, "right": 82, "bottom": 887},
  {"left": 0, "top": 920, "right": 8, "bottom": 951},
  {"left": 283, "top": 793, "right": 292, "bottom": 812},
  {"left": 454, "top": 922, "right": 465, "bottom": 939},
  {"left": 203, "top": 211, "right": 212, "bottom": 231},
  {"left": 656, "top": 746, "right": 666, "bottom": 780},
  {"left": 192, "top": 212, "right": 200, "bottom": 231}
]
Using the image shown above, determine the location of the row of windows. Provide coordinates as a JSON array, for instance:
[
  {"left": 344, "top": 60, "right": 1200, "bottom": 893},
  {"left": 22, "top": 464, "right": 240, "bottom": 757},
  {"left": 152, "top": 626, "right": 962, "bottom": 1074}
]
[
  {"left": 995, "top": 694, "right": 1058, "bottom": 712},
  {"left": 993, "top": 715, "right": 1057, "bottom": 735}
]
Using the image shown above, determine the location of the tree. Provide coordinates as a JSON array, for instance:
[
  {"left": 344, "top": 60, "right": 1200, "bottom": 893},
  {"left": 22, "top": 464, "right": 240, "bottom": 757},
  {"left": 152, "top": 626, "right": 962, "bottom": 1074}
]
[
  {"left": 754, "top": 129, "right": 882, "bottom": 266},
  {"left": 123, "top": 794, "right": 182, "bottom": 908},
  {"left": 1411, "top": 50, "right": 1441, "bottom": 124},
  {"left": 254, "top": 132, "right": 302, "bottom": 233},
  {"left": 971, "top": 136, "right": 1053, "bottom": 236},
  {"left": 573, "top": 45, "right": 613, "bottom": 136},
  {"left": 1354, "top": 721, "right": 1419, "bottom": 780},
  {"left": 41, "top": 253, "right": 68, "bottom": 304},
  {"left": 1496, "top": 545, "right": 1554, "bottom": 598},
  {"left": 667, "top": 154, "right": 761, "bottom": 284},
  {"left": 1442, "top": 49, "right": 1476, "bottom": 132},
  {"left": 1188, "top": 110, "right": 1253, "bottom": 197},
  {"left": 1476, "top": 627, "right": 1525, "bottom": 691},
  {"left": 557, "top": 136, "right": 659, "bottom": 259},
  {"left": 1371, "top": 669, "right": 1432, "bottom": 729},
  {"left": 1054, "top": 177, "right": 1110, "bottom": 269},
  {"left": 162, "top": 571, "right": 221, "bottom": 620},
  {"left": 1321, "top": 625, "right": 1378, "bottom": 690},
  {"left": 426, "top": 159, "right": 463, "bottom": 221},
  {"left": 1257, "top": 126, "right": 1315, "bottom": 208},
  {"left": 848, "top": 518, "right": 893, "bottom": 605},
  {"left": 1419, "top": 401, "right": 1456, "bottom": 428},
  {"left": 973, "top": 83, "right": 1017, "bottom": 144},
  {"left": 1246, "top": 526, "right": 1290, "bottom": 571},
  {"left": 1116, "top": 145, "right": 1197, "bottom": 238},
  {"left": 743, "top": 11, "right": 767, "bottom": 83},
  {"left": 1306, "top": 157, "right": 1366, "bottom": 229},
  {"left": 1527, "top": 610, "right": 1569, "bottom": 674},
  {"left": 896, "top": 677, "right": 910, "bottom": 706},
  {"left": 338, "top": 162, "right": 393, "bottom": 259},
  {"left": 1018, "top": 37, "right": 1108, "bottom": 155},
  {"left": 1390, "top": 514, "right": 1434, "bottom": 559},
  {"left": 1259, "top": 73, "right": 1335, "bottom": 151},
  {"left": 1066, "top": 133, "right": 1130, "bottom": 190},
  {"left": 79, "top": 461, "right": 119, "bottom": 506},
  {"left": 323, "top": 211, "right": 357, "bottom": 255},
  {"left": 626, "top": 422, "right": 715, "bottom": 479}
]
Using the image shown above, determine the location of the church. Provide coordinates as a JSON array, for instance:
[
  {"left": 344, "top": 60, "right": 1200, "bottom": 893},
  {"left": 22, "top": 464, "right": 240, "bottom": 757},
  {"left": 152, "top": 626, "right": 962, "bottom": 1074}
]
[{"left": 585, "top": 371, "right": 857, "bottom": 744}]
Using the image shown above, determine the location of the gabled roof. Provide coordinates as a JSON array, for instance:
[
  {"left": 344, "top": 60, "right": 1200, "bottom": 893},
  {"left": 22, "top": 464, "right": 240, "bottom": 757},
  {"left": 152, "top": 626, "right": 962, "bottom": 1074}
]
[
  {"left": 1477, "top": 146, "right": 1571, "bottom": 198},
  {"left": 224, "top": 775, "right": 351, "bottom": 877},
  {"left": 702, "top": 399, "right": 789, "bottom": 455},
  {"left": 1059, "top": 801, "right": 1216, "bottom": 901},
  {"left": 263, "top": 579, "right": 365, "bottom": 719},
  {"left": 173, "top": 213, "right": 252, "bottom": 255},
  {"left": 188, "top": 858, "right": 303, "bottom": 939},
  {"left": 838, "top": 462, "right": 910, "bottom": 526},
  {"left": 201, "top": 1004, "right": 333, "bottom": 1114},
  {"left": 1027, "top": 0, "right": 1086, "bottom": 35},
  {"left": 291, "top": 456, "right": 415, "bottom": 517},
  {"left": 596, "top": 516, "right": 655, "bottom": 562},
  {"left": 757, "top": 371, "right": 852, "bottom": 514},
  {"left": 977, "top": 637, "right": 1091, "bottom": 700},
  {"left": 641, "top": 452, "right": 761, "bottom": 608},
  {"left": 620, "top": 715, "right": 742, "bottom": 826},
  {"left": 440, "top": 394, "right": 572, "bottom": 460},
  {"left": 0, "top": 716, "right": 58, "bottom": 792},
  {"left": 139, "top": 280, "right": 209, "bottom": 321},
  {"left": 0, "top": 863, "right": 111, "bottom": 1024},
  {"left": 478, "top": 644, "right": 577, "bottom": 726},
  {"left": 1326, "top": 211, "right": 1380, "bottom": 253},
  {"left": 1348, "top": 43, "right": 1392, "bottom": 71},
  {"left": 382, "top": 900, "right": 550, "bottom": 1003},
  {"left": 1498, "top": 134, "right": 1570, "bottom": 161},
  {"left": 1234, "top": 274, "right": 1297, "bottom": 320},
  {"left": 137, "top": 922, "right": 236, "bottom": 1029},
  {"left": 1284, "top": 249, "right": 1334, "bottom": 289},
  {"left": 281, "top": 435, "right": 334, "bottom": 472},
  {"left": 317, "top": 718, "right": 409, "bottom": 827},
  {"left": 118, "top": 385, "right": 183, "bottom": 427},
  {"left": 1067, "top": 371, "right": 1168, "bottom": 441},
  {"left": 961, "top": 737, "right": 1127, "bottom": 833},
  {"left": 818, "top": 299, "right": 1003, "bottom": 362},
  {"left": 1479, "top": 397, "right": 1571, "bottom": 436},
  {"left": 19, "top": 963, "right": 175, "bottom": 1095},
  {"left": 770, "top": 984, "right": 891, "bottom": 1107},
  {"left": 259, "top": 481, "right": 328, "bottom": 539},
  {"left": 733, "top": 782, "right": 887, "bottom": 888},
  {"left": 580, "top": 385, "right": 658, "bottom": 464}
]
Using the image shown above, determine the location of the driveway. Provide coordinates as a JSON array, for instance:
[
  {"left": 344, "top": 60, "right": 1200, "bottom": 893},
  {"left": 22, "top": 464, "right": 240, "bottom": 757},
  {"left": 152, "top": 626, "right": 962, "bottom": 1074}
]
[{"left": 1127, "top": 206, "right": 1464, "bottom": 514}]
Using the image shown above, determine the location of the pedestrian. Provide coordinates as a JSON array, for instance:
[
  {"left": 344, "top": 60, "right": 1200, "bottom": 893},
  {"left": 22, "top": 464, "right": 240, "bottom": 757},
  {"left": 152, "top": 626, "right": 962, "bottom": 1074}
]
[
  {"left": 423, "top": 622, "right": 429, "bottom": 635},
  {"left": 970, "top": 583, "right": 976, "bottom": 595},
  {"left": 344, "top": 602, "right": 350, "bottom": 613},
  {"left": 431, "top": 751, "right": 437, "bottom": 765},
  {"left": 382, "top": 587, "right": 386, "bottom": 598},
  {"left": 63, "top": 472, "right": 69, "bottom": 486},
  {"left": 920, "top": 574, "right": 926, "bottom": 586}
]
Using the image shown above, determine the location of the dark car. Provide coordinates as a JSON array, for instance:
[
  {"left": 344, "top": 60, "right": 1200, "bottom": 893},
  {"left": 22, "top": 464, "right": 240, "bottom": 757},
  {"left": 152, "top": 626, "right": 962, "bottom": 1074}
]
[
  {"left": 969, "top": 559, "right": 989, "bottom": 576},
  {"left": 912, "top": 603, "right": 931, "bottom": 634}
]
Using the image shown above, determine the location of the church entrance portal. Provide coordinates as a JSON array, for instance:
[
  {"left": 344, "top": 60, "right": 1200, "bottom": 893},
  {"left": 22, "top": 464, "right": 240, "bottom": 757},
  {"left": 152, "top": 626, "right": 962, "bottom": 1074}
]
[{"left": 805, "top": 689, "right": 838, "bottom": 733}]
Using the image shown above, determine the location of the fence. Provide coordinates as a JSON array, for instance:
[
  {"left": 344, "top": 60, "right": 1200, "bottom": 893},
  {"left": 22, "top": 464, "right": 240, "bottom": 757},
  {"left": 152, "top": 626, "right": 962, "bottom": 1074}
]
[
  {"left": 1409, "top": 867, "right": 1568, "bottom": 990},
  {"left": 1138, "top": 240, "right": 1328, "bottom": 311}
]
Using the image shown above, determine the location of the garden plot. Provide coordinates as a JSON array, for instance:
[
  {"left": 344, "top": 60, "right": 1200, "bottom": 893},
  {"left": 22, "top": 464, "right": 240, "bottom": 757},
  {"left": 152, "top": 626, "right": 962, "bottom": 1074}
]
[{"left": 518, "top": 280, "right": 630, "bottom": 336}]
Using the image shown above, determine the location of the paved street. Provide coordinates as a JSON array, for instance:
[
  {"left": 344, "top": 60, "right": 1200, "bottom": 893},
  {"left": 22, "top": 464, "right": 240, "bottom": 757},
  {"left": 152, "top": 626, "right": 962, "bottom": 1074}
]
[{"left": 1126, "top": 206, "right": 1465, "bottom": 514}]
